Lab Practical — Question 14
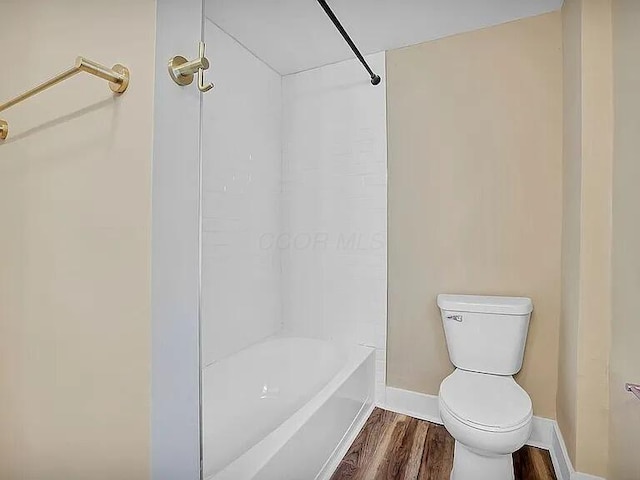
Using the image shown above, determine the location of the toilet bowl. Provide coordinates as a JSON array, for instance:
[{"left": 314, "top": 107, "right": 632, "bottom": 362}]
[
  {"left": 439, "top": 369, "right": 533, "bottom": 480},
  {"left": 437, "top": 294, "right": 534, "bottom": 480}
]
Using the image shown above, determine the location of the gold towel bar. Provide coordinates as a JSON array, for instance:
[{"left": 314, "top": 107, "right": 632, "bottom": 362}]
[{"left": 0, "top": 56, "right": 130, "bottom": 140}]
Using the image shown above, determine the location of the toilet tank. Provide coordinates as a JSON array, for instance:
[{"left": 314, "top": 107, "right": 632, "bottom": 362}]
[{"left": 437, "top": 294, "right": 533, "bottom": 376}]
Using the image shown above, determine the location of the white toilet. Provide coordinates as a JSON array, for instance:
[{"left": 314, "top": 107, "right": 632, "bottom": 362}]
[{"left": 437, "top": 294, "right": 534, "bottom": 480}]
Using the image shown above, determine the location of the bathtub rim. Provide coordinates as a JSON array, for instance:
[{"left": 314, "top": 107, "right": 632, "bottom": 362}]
[{"left": 206, "top": 339, "right": 374, "bottom": 480}]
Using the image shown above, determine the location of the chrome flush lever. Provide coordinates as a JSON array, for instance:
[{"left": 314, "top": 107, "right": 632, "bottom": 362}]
[
  {"left": 447, "top": 315, "right": 463, "bottom": 322},
  {"left": 168, "top": 42, "right": 214, "bottom": 93}
]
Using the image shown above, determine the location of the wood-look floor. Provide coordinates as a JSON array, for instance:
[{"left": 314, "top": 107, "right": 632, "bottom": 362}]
[{"left": 331, "top": 408, "right": 557, "bottom": 480}]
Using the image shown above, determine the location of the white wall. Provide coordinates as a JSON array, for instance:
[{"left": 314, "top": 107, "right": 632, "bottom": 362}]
[
  {"left": 200, "top": 20, "right": 283, "bottom": 366},
  {"left": 152, "top": 1, "right": 202, "bottom": 477},
  {"left": 199, "top": 29, "right": 387, "bottom": 398},
  {"left": 281, "top": 53, "right": 388, "bottom": 400}
]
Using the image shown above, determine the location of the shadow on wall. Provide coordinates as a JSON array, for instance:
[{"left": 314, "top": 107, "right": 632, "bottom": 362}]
[{"left": 0, "top": 97, "right": 117, "bottom": 146}]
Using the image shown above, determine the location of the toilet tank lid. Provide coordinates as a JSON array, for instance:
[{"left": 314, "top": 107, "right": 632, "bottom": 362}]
[{"left": 437, "top": 294, "right": 533, "bottom": 315}]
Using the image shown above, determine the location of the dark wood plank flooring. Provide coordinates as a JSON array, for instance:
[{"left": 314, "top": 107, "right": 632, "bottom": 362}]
[{"left": 331, "top": 408, "right": 557, "bottom": 480}]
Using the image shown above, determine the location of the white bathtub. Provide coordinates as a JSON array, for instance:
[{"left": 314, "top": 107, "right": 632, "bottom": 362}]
[{"left": 202, "top": 337, "right": 374, "bottom": 480}]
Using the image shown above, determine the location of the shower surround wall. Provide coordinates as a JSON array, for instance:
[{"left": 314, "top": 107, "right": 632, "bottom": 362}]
[
  {"left": 201, "top": 21, "right": 283, "bottom": 366},
  {"left": 281, "top": 53, "right": 388, "bottom": 401},
  {"left": 200, "top": 21, "right": 388, "bottom": 396}
]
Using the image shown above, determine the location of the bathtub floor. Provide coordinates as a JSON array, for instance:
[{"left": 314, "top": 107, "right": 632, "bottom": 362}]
[{"left": 330, "top": 408, "right": 557, "bottom": 480}]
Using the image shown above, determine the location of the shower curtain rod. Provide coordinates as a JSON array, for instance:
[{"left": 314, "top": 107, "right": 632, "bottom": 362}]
[{"left": 316, "top": 0, "right": 381, "bottom": 86}]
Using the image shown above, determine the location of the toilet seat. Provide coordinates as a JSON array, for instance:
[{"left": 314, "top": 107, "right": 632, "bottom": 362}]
[{"left": 439, "top": 369, "right": 532, "bottom": 433}]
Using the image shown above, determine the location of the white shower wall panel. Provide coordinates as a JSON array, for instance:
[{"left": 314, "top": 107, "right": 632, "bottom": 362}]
[
  {"left": 281, "top": 53, "right": 388, "bottom": 400},
  {"left": 200, "top": 20, "right": 283, "bottom": 366}
]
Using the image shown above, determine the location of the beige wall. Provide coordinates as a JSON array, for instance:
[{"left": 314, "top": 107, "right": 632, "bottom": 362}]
[
  {"left": 0, "top": 1, "right": 156, "bottom": 479},
  {"left": 575, "top": 0, "right": 613, "bottom": 475},
  {"left": 557, "top": 0, "right": 581, "bottom": 463},
  {"left": 557, "top": 0, "right": 613, "bottom": 476},
  {"left": 610, "top": 1, "right": 640, "bottom": 478},
  {"left": 387, "top": 12, "right": 563, "bottom": 419}
]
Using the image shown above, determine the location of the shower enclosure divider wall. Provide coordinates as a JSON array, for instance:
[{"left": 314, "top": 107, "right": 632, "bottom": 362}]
[
  {"left": 151, "top": 0, "right": 203, "bottom": 479},
  {"left": 151, "top": 1, "right": 387, "bottom": 479}
]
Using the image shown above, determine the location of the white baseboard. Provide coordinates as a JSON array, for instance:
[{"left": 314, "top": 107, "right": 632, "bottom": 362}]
[
  {"left": 549, "top": 420, "right": 607, "bottom": 480},
  {"left": 380, "top": 387, "right": 606, "bottom": 480},
  {"left": 382, "top": 386, "right": 442, "bottom": 424}
]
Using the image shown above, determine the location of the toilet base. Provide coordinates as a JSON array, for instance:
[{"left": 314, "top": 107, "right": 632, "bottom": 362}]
[{"left": 450, "top": 441, "right": 514, "bottom": 480}]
